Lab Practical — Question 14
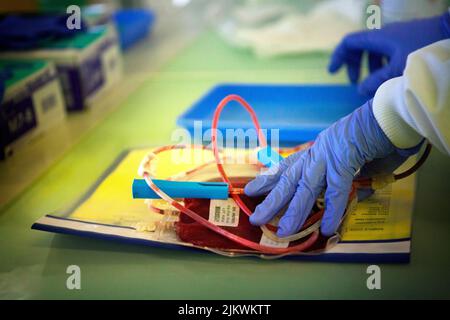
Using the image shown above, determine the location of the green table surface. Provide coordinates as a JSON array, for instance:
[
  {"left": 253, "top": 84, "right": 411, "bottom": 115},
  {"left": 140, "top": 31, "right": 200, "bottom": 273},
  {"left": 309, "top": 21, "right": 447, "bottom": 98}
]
[{"left": 1, "top": 30, "right": 450, "bottom": 300}]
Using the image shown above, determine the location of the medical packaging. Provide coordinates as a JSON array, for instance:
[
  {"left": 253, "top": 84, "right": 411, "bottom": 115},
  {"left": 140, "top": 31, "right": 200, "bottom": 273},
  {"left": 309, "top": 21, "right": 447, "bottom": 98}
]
[
  {"left": 0, "top": 27, "right": 123, "bottom": 111},
  {"left": 0, "top": 60, "right": 66, "bottom": 159}
]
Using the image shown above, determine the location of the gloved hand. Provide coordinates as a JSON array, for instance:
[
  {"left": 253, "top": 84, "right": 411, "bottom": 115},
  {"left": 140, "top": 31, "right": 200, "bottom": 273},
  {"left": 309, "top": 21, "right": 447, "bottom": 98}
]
[
  {"left": 245, "top": 100, "right": 420, "bottom": 237},
  {"left": 329, "top": 12, "right": 450, "bottom": 96}
]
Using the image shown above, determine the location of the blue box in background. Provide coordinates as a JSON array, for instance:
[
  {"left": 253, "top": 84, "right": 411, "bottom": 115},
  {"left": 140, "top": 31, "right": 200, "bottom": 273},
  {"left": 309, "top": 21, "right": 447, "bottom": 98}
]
[
  {"left": 177, "top": 84, "right": 368, "bottom": 146},
  {"left": 0, "top": 60, "right": 66, "bottom": 159},
  {"left": 113, "top": 9, "right": 156, "bottom": 51},
  {"left": 82, "top": 4, "right": 156, "bottom": 51}
]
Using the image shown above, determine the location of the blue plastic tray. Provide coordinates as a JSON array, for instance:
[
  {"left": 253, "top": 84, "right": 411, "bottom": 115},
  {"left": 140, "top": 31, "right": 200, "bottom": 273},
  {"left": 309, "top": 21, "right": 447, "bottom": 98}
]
[
  {"left": 113, "top": 9, "right": 155, "bottom": 51},
  {"left": 177, "top": 84, "right": 368, "bottom": 146}
]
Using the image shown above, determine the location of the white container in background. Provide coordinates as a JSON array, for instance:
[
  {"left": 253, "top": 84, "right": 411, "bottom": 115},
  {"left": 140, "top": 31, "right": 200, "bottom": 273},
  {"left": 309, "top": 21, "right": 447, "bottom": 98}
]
[{"left": 381, "top": 0, "right": 447, "bottom": 24}]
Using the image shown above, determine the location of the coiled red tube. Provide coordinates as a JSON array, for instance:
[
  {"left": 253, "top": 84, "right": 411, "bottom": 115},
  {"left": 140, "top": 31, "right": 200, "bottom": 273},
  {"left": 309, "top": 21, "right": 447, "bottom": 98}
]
[
  {"left": 211, "top": 94, "right": 267, "bottom": 217},
  {"left": 141, "top": 94, "right": 319, "bottom": 254}
]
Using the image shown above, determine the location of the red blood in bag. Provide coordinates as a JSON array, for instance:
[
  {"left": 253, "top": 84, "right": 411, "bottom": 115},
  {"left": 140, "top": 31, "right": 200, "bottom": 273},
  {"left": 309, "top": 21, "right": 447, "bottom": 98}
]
[{"left": 175, "top": 179, "right": 327, "bottom": 253}]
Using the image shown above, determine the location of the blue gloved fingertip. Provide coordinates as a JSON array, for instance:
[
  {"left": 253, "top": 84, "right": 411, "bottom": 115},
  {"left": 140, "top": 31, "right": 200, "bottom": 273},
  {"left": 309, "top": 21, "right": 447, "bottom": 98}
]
[
  {"left": 244, "top": 175, "right": 269, "bottom": 196},
  {"left": 320, "top": 214, "right": 340, "bottom": 237},
  {"left": 328, "top": 61, "right": 341, "bottom": 73},
  {"left": 243, "top": 181, "right": 257, "bottom": 196},
  {"left": 276, "top": 227, "right": 291, "bottom": 238},
  {"left": 249, "top": 211, "right": 263, "bottom": 226}
]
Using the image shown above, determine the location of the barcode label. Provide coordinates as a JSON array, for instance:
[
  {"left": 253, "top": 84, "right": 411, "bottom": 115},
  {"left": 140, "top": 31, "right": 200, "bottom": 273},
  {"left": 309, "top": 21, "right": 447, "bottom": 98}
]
[
  {"left": 214, "top": 206, "right": 221, "bottom": 221},
  {"left": 41, "top": 93, "right": 57, "bottom": 113},
  {"left": 209, "top": 199, "right": 239, "bottom": 227},
  {"left": 31, "top": 79, "right": 65, "bottom": 126},
  {"left": 101, "top": 45, "right": 122, "bottom": 89}
]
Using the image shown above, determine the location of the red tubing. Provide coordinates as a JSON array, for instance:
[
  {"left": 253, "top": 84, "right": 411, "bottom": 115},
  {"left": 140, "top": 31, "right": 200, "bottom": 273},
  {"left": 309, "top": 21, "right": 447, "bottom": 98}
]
[
  {"left": 208, "top": 94, "right": 319, "bottom": 253},
  {"left": 211, "top": 95, "right": 267, "bottom": 217},
  {"left": 142, "top": 94, "right": 320, "bottom": 254}
]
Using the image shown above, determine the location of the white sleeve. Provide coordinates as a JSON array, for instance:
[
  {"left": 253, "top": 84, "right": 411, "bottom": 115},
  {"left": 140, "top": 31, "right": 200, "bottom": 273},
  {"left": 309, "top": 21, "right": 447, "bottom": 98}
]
[{"left": 373, "top": 39, "right": 450, "bottom": 155}]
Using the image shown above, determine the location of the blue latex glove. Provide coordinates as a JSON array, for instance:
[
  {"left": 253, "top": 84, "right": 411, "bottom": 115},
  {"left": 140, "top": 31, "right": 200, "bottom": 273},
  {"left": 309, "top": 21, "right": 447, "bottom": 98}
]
[
  {"left": 245, "top": 100, "right": 420, "bottom": 237},
  {"left": 329, "top": 12, "right": 450, "bottom": 96}
]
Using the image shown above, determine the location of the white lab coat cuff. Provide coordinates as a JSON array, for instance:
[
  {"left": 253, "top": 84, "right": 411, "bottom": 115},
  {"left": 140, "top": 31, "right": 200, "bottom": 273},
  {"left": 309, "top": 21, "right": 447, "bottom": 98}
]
[{"left": 373, "top": 78, "right": 423, "bottom": 149}]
